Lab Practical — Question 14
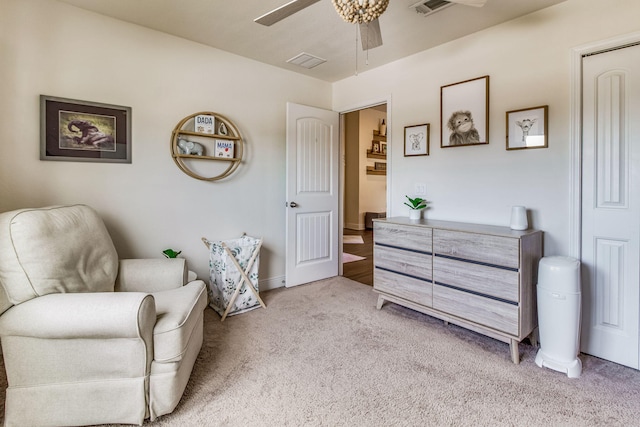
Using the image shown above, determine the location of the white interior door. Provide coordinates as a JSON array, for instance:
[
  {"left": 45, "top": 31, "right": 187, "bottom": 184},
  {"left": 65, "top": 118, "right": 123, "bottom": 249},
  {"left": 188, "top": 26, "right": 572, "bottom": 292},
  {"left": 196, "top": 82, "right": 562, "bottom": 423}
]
[
  {"left": 285, "top": 102, "right": 339, "bottom": 287},
  {"left": 581, "top": 43, "right": 640, "bottom": 369}
]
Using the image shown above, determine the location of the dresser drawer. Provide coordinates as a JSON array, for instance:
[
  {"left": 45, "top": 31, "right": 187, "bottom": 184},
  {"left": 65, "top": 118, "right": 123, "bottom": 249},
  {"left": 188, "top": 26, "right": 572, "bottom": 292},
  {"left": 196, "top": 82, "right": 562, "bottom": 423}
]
[
  {"left": 374, "top": 222, "right": 432, "bottom": 253},
  {"left": 433, "top": 256, "right": 519, "bottom": 302},
  {"left": 374, "top": 268, "right": 432, "bottom": 307},
  {"left": 433, "top": 229, "right": 519, "bottom": 269},
  {"left": 433, "top": 284, "right": 519, "bottom": 335},
  {"left": 374, "top": 245, "right": 432, "bottom": 281}
]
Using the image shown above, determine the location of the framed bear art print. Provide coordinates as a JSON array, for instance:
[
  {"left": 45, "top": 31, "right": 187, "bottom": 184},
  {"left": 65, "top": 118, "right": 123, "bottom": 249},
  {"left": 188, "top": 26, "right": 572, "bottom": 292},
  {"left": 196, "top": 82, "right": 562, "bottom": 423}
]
[
  {"left": 440, "top": 75, "right": 489, "bottom": 148},
  {"left": 404, "top": 123, "right": 429, "bottom": 157}
]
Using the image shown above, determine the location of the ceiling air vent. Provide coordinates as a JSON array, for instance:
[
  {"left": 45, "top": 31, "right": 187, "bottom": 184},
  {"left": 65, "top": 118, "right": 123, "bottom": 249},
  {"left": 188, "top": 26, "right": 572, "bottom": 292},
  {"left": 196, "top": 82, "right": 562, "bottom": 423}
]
[
  {"left": 410, "top": 0, "right": 454, "bottom": 16},
  {"left": 287, "top": 52, "right": 327, "bottom": 69}
]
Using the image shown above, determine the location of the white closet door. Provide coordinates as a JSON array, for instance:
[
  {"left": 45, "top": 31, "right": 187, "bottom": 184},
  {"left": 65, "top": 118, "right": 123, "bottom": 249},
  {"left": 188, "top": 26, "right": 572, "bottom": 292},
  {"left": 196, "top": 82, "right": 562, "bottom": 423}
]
[{"left": 581, "top": 43, "right": 640, "bottom": 369}]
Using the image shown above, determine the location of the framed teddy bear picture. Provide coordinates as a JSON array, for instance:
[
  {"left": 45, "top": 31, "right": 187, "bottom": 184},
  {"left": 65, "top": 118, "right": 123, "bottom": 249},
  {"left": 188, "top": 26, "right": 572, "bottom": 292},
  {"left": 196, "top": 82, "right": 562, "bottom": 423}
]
[
  {"left": 404, "top": 123, "right": 429, "bottom": 157},
  {"left": 440, "top": 75, "right": 489, "bottom": 148}
]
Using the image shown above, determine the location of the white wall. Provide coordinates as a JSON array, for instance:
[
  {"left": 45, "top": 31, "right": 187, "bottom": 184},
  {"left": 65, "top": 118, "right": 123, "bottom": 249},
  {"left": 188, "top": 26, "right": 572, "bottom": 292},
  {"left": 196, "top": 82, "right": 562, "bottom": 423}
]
[
  {"left": 333, "top": 0, "right": 640, "bottom": 257},
  {"left": 0, "top": 0, "right": 332, "bottom": 288}
]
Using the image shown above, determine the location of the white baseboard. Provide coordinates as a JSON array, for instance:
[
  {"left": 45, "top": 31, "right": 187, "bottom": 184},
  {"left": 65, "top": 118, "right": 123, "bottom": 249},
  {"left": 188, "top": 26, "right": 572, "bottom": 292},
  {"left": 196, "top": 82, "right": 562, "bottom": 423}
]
[
  {"left": 344, "top": 222, "right": 365, "bottom": 231},
  {"left": 260, "top": 275, "right": 286, "bottom": 291}
]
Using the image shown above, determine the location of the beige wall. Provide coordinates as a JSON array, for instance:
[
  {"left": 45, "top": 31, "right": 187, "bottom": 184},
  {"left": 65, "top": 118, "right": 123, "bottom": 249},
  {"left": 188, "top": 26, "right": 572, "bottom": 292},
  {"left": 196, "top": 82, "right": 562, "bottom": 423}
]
[
  {"left": 0, "top": 0, "right": 332, "bottom": 288},
  {"left": 333, "top": 0, "right": 640, "bottom": 257},
  {"left": 3, "top": 0, "right": 640, "bottom": 288},
  {"left": 343, "top": 111, "right": 360, "bottom": 229},
  {"left": 358, "top": 108, "right": 386, "bottom": 229}
]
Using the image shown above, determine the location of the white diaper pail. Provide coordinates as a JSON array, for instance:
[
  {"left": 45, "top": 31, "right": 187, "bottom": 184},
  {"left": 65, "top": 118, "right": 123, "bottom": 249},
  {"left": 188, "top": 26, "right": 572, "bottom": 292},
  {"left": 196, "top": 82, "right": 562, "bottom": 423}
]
[{"left": 535, "top": 256, "right": 582, "bottom": 378}]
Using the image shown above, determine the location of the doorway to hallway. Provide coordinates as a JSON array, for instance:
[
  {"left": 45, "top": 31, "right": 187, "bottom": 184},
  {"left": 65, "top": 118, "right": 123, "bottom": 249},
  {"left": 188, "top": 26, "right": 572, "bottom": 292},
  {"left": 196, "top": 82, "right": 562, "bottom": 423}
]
[{"left": 341, "top": 103, "right": 387, "bottom": 286}]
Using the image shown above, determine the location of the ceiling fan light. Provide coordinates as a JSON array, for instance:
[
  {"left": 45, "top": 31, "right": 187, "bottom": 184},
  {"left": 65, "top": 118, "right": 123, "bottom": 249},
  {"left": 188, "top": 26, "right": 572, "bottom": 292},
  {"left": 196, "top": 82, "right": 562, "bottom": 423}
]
[{"left": 331, "top": 0, "right": 389, "bottom": 24}]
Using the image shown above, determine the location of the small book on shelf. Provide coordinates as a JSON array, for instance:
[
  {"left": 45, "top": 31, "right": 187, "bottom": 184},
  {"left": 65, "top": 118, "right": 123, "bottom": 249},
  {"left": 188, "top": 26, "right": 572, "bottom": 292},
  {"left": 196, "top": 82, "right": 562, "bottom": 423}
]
[
  {"left": 194, "top": 115, "right": 214, "bottom": 134},
  {"left": 215, "top": 140, "right": 234, "bottom": 158}
]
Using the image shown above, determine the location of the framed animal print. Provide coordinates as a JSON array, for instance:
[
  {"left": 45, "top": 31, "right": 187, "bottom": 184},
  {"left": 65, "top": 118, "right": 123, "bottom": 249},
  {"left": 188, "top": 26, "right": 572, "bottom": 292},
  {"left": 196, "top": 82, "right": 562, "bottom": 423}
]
[
  {"left": 506, "top": 105, "right": 548, "bottom": 150},
  {"left": 404, "top": 123, "right": 429, "bottom": 157},
  {"left": 40, "top": 95, "right": 132, "bottom": 163},
  {"left": 441, "top": 76, "right": 489, "bottom": 148}
]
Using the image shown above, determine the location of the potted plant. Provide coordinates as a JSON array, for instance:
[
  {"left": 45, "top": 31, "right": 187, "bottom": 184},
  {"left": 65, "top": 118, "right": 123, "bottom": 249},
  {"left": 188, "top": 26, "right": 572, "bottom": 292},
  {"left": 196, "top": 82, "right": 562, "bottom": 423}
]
[
  {"left": 162, "top": 248, "right": 182, "bottom": 258},
  {"left": 404, "top": 195, "right": 428, "bottom": 220}
]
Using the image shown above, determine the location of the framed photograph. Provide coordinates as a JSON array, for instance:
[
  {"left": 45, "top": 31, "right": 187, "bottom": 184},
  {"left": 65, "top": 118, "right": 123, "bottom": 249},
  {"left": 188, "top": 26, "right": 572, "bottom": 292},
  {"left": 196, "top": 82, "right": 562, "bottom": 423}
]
[
  {"left": 374, "top": 161, "right": 386, "bottom": 171},
  {"left": 381, "top": 143, "right": 387, "bottom": 155},
  {"left": 404, "top": 123, "right": 429, "bottom": 157},
  {"left": 40, "top": 95, "right": 132, "bottom": 163},
  {"left": 372, "top": 140, "right": 381, "bottom": 154},
  {"left": 506, "top": 105, "right": 548, "bottom": 150},
  {"left": 441, "top": 75, "right": 489, "bottom": 148}
]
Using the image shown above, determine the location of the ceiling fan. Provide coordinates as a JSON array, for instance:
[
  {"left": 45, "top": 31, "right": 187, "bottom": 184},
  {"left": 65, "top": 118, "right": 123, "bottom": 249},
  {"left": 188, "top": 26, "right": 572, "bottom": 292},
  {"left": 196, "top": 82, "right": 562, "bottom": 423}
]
[{"left": 254, "top": 0, "right": 488, "bottom": 51}]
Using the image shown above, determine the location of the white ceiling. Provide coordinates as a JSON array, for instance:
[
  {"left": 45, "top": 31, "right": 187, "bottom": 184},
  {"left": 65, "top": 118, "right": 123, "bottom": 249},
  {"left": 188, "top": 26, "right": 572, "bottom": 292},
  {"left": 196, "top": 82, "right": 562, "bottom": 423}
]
[{"left": 58, "top": 0, "right": 566, "bottom": 82}]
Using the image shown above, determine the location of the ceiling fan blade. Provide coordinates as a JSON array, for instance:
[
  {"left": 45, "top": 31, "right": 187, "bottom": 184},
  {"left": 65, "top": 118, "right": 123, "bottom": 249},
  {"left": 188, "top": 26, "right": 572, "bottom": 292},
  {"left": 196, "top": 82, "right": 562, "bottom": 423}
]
[
  {"left": 254, "top": 0, "right": 322, "bottom": 26},
  {"left": 447, "top": 0, "right": 487, "bottom": 7},
  {"left": 359, "top": 19, "right": 383, "bottom": 50}
]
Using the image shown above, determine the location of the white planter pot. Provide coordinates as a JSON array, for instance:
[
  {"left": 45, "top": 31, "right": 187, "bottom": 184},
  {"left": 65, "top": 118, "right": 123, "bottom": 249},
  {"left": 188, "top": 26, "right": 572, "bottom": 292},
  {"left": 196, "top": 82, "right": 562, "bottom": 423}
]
[{"left": 409, "top": 209, "right": 422, "bottom": 220}]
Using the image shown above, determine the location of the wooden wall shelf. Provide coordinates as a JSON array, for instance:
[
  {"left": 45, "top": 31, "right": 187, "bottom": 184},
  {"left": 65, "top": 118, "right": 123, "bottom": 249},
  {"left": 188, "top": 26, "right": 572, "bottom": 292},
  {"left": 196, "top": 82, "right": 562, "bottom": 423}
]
[
  {"left": 366, "top": 150, "right": 386, "bottom": 160},
  {"left": 373, "top": 130, "right": 387, "bottom": 142},
  {"left": 170, "top": 112, "right": 243, "bottom": 181},
  {"left": 366, "top": 166, "right": 386, "bottom": 176},
  {"left": 367, "top": 129, "right": 386, "bottom": 175}
]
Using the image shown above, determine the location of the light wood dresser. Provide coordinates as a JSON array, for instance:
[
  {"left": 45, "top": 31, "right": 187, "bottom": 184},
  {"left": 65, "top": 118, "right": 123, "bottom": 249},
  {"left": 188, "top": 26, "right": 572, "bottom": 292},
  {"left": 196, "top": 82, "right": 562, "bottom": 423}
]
[{"left": 373, "top": 217, "right": 543, "bottom": 364}]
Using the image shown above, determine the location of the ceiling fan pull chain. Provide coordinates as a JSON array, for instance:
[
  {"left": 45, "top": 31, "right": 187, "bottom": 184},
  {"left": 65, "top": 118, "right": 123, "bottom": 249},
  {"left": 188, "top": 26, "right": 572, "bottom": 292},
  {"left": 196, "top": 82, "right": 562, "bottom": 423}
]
[
  {"left": 355, "top": 25, "right": 359, "bottom": 75},
  {"left": 365, "top": 22, "right": 369, "bottom": 66}
]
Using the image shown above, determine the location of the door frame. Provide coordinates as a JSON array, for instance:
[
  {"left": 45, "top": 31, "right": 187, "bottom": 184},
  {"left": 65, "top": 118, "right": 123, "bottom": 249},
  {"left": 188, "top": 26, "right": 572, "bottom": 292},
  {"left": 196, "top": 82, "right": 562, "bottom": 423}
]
[
  {"left": 336, "top": 95, "right": 392, "bottom": 276},
  {"left": 569, "top": 31, "right": 640, "bottom": 259}
]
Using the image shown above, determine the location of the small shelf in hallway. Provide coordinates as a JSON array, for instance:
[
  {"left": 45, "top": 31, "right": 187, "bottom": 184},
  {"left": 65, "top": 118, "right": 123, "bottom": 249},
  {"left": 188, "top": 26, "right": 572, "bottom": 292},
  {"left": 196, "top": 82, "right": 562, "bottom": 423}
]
[{"left": 342, "top": 229, "right": 373, "bottom": 286}]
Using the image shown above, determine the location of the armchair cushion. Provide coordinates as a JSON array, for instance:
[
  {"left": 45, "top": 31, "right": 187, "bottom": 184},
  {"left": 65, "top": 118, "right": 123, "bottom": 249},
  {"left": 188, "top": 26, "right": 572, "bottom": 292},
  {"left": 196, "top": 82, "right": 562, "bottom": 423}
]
[
  {"left": 152, "top": 280, "right": 207, "bottom": 363},
  {"left": 116, "top": 258, "right": 188, "bottom": 293},
  {"left": 0, "top": 205, "right": 118, "bottom": 305}
]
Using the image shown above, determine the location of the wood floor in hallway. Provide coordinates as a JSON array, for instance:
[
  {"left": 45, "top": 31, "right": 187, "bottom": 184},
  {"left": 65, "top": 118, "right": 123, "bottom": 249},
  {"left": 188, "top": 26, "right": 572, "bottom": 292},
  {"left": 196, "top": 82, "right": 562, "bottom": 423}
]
[{"left": 342, "top": 228, "right": 373, "bottom": 286}]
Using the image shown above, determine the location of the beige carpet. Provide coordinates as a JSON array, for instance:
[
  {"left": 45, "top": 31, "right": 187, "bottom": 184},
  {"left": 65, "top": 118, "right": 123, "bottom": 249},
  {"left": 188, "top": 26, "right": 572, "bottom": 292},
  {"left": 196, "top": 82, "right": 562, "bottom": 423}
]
[{"left": 2, "top": 277, "right": 640, "bottom": 426}]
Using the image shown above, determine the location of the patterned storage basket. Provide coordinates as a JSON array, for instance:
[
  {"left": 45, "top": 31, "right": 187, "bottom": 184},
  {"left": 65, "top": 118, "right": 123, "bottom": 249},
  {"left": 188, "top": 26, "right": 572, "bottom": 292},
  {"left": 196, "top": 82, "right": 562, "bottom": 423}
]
[{"left": 205, "top": 235, "right": 261, "bottom": 318}]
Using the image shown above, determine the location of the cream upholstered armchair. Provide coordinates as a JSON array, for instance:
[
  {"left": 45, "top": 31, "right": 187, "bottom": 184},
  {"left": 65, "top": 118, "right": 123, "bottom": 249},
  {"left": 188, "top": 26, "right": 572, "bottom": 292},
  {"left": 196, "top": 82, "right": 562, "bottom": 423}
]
[{"left": 0, "top": 205, "right": 208, "bottom": 426}]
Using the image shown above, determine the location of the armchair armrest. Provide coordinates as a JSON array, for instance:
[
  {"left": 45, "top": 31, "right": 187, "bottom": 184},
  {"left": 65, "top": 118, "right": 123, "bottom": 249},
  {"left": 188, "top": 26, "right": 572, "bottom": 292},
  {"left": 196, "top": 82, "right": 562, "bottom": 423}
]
[
  {"left": 0, "top": 292, "right": 155, "bottom": 340},
  {"left": 116, "top": 258, "right": 187, "bottom": 292}
]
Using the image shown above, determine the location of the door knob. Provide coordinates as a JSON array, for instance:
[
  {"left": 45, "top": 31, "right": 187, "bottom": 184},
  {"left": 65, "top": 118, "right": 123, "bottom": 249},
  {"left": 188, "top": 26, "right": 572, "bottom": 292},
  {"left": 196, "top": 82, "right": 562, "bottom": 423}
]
[{"left": 289, "top": 202, "right": 298, "bottom": 208}]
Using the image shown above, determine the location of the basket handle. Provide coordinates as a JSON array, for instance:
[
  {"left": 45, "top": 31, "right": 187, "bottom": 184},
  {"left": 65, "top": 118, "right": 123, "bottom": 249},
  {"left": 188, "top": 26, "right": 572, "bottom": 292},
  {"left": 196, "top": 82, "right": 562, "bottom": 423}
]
[{"left": 201, "top": 237, "right": 211, "bottom": 249}]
